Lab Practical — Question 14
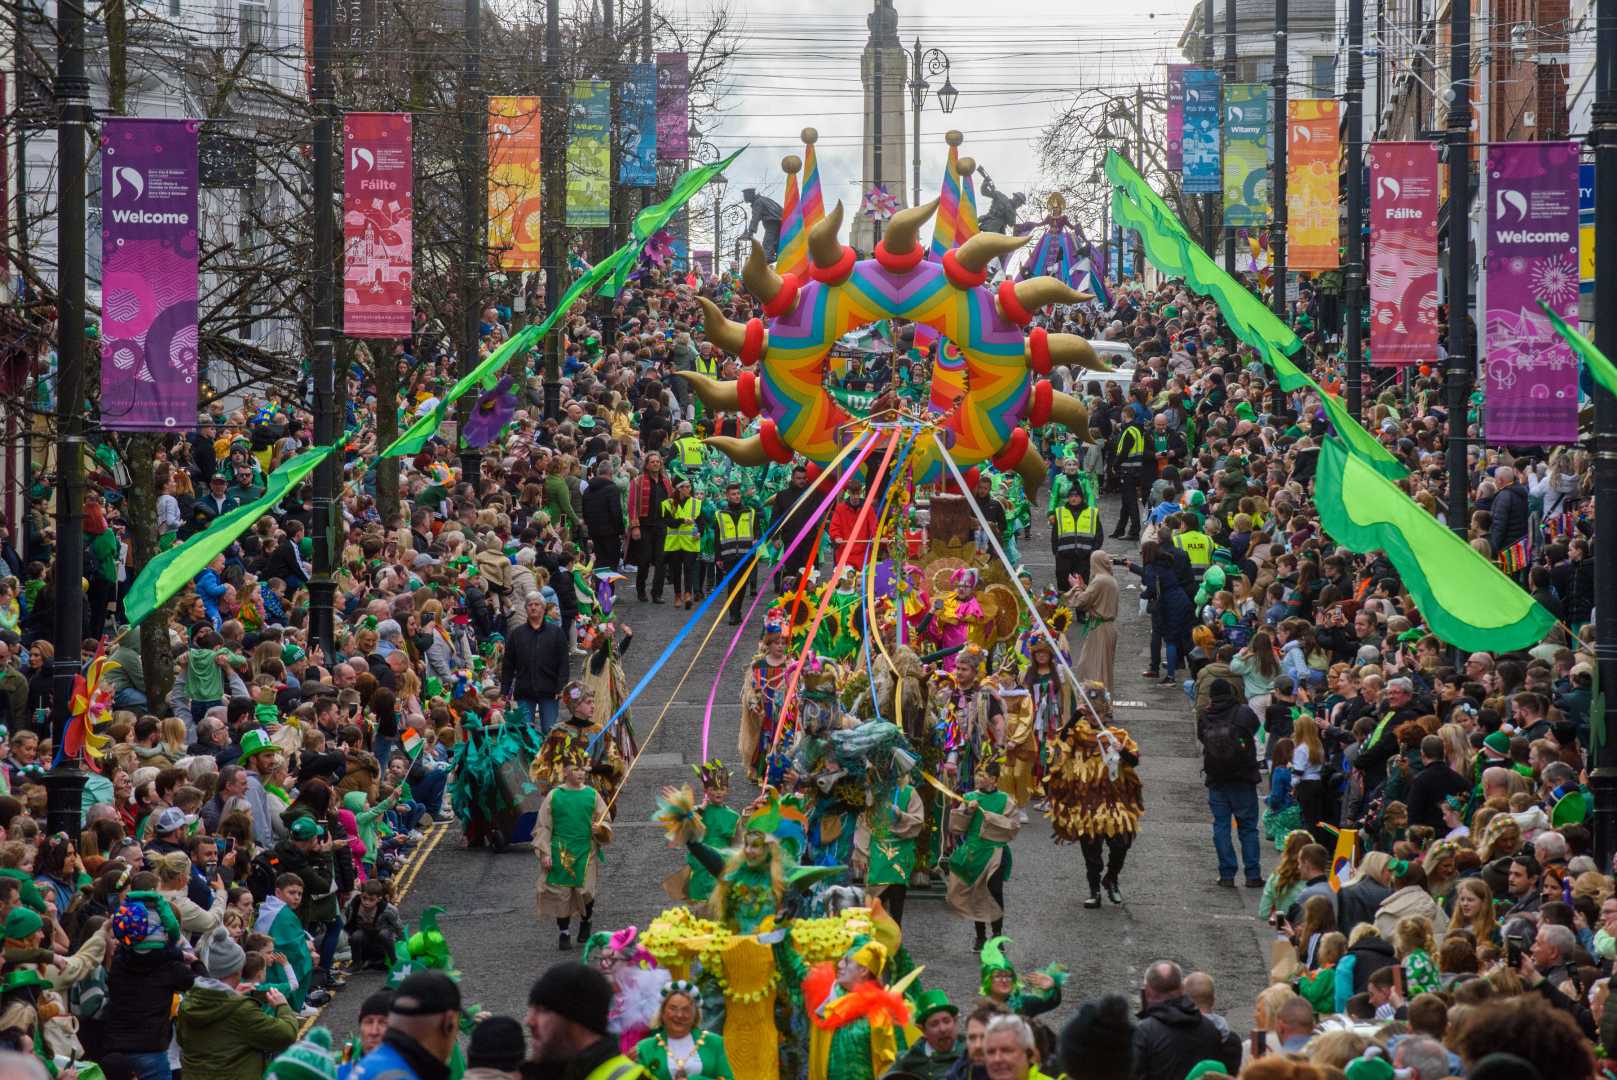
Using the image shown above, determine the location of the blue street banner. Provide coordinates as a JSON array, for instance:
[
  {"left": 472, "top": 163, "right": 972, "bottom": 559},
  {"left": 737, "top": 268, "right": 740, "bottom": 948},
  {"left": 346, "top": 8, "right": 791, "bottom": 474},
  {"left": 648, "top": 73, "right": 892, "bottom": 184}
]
[
  {"left": 621, "top": 63, "right": 658, "bottom": 186},
  {"left": 1223, "top": 83, "right": 1271, "bottom": 228},
  {"left": 1182, "top": 69, "right": 1221, "bottom": 194},
  {"left": 1580, "top": 162, "right": 1595, "bottom": 297}
]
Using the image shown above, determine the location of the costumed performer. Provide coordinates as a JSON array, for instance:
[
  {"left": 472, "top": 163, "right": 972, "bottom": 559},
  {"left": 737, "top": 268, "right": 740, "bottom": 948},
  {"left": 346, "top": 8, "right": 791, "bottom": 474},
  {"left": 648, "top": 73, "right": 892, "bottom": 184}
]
[
  {"left": 1020, "top": 633, "right": 1074, "bottom": 798},
  {"left": 531, "top": 681, "right": 628, "bottom": 809},
  {"left": 931, "top": 645, "right": 1004, "bottom": 795},
  {"left": 802, "top": 938, "right": 912, "bottom": 1080},
  {"left": 1065, "top": 550, "right": 1119, "bottom": 694},
  {"left": 995, "top": 678, "right": 1038, "bottom": 818},
  {"left": 661, "top": 760, "right": 742, "bottom": 910},
  {"left": 890, "top": 990, "right": 962, "bottom": 1080},
  {"left": 921, "top": 569, "right": 993, "bottom": 669},
  {"left": 579, "top": 607, "right": 639, "bottom": 760},
  {"left": 813, "top": 568, "right": 864, "bottom": 663},
  {"left": 584, "top": 926, "right": 674, "bottom": 1056},
  {"left": 978, "top": 936, "right": 1066, "bottom": 1019},
  {"left": 634, "top": 980, "right": 735, "bottom": 1080},
  {"left": 1040, "top": 683, "right": 1142, "bottom": 909},
  {"left": 739, "top": 609, "right": 794, "bottom": 786},
  {"left": 853, "top": 764, "right": 924, "bottom": 927},
  {"left": 946, "top": 759, "right": 1021, "bottom": 948},
  {"left": 448, "top": 710, "right": 545, "bottom": 850},
  {"left": 535, "top": 747, "right": 614, "bottom": 950}
]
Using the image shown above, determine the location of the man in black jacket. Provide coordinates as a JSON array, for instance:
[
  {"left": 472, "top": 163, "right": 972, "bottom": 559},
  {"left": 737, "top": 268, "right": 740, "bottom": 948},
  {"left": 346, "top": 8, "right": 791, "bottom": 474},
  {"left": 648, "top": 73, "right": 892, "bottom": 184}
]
[
  {"left": 501, "top": 592, "right": 570, "bottom": 734},
  {"left": 1405, "top": 734, "right": 1471, "bottom": 830},
  {"left": 581, "top": 461, "right": 626, "bottom": 571},
  {"left": 768, "top": 465, "right": 821, "bottom": 593},
  {"left": 1110, "top": 416, "right": 1149, "bottom": 540},
  {"left": 1196, "top": 679, "right": 1263, "bottom": 888},
  {"left": 1488, "top": 466, "right": 1531, "bottom": 558},
  {"left": 1131, "top": 961, "right": 1241, "bottom": 1080},
  {"left": 1355, "top": 677, "right": 1424, "bottom": 795}
]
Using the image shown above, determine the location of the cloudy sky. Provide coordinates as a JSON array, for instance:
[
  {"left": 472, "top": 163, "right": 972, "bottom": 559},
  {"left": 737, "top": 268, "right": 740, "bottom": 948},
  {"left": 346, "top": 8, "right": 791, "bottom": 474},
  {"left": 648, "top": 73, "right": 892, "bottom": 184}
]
[{"left": 670, "top": 0, "right": 1201, "bottom": 240}]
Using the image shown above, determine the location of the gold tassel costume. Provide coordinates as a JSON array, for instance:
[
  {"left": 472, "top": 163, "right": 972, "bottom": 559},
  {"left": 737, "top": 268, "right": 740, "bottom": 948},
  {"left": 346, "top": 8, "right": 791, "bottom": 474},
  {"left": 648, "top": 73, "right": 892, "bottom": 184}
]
[{"left": 1040, "top": 714, "right": 1143, "bottom": 842}]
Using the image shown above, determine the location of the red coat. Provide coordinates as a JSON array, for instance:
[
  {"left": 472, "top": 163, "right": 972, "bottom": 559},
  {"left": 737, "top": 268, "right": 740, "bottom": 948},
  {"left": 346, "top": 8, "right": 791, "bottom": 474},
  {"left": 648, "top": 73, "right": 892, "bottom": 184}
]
[{"left": 828, "top": 502, "right": 875, "bottom": 570}]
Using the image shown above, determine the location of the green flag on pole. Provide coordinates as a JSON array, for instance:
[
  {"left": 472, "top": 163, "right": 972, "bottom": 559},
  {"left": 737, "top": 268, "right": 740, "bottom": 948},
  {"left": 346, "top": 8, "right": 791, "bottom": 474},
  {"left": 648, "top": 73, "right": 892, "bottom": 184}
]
[
  {"left": 1312, "top": 437, "right": 1555, "bottom": 652},
  {"left": 123, "top": 443, "right": 339, "bottom": 629},
  {"left": 381, "top": 325, "right": 541, "bottom": 460},
  {"left": 1540, "top": 300, "right": 1617, "bottom": 399}
]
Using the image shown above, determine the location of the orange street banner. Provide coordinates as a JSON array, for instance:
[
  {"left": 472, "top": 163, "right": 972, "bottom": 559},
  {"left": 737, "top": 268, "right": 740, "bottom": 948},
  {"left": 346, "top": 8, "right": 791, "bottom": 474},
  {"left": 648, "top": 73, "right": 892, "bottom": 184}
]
[
  {"left": 1287, "top": 99, "right": 1340, "bottom": 270},
  {"left": 488, "top": 95, "right": 542, "bottom": 269}
]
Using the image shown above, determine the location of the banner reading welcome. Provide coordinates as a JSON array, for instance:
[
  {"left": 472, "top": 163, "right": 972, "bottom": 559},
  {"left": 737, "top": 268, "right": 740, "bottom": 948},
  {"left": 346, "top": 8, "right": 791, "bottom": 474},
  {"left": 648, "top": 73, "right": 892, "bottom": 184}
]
[
  {"left": 567, "top": 79, "right": 611, "bottom": 228},
  {"left": 100, "top": 117, "right": 200, "bottom": 432},
  {"left": 1222, "top": 83, "right": 1270, "bottom": 228},
  {"left": 621, "top": 63, "right": 658, "bottom": 186},
  {"left": 1181, "top": 69, "right": 1220, "bottom": 194},
  {"left": 1368, "top": 142, "right": 1439, "bottom": 366},
  {"left": 342, "top": 112, "right": 412, "bottom": 338},
  {"left": 1286, "top": 99, "right": 1339, "bottom": 270},
  {"left": 1485, "top": 141, "right": 1581, "bottom": 445},
  {"left": 657, "top": 52, "right": 689, "bottom": 161},
  {"left": 488, "top": 95, "right": 542, "bottom": 269}
]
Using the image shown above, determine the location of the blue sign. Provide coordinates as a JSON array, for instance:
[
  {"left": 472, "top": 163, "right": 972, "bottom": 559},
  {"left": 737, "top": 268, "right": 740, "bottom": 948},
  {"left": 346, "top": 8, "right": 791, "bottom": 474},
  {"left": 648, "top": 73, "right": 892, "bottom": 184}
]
[
  {"left": 1580, "top": 162, "right": 1594, "bottom": 296},
  {"left": 620, "top": 63, "right": 658, "bottom": 186},
  {"left": 1182, "top": 68, "right": 1222, "bottom": 194}
]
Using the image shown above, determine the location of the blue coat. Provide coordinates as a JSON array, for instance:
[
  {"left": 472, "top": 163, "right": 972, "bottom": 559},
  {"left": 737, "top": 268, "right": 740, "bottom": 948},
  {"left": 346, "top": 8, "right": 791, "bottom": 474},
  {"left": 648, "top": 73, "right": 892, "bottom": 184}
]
[
  {"left": 195, "top": 568, "right": 229, "bottom": 627},
  {"left": 1139, "top": 555, "right": 1193, "bottom": 638}
]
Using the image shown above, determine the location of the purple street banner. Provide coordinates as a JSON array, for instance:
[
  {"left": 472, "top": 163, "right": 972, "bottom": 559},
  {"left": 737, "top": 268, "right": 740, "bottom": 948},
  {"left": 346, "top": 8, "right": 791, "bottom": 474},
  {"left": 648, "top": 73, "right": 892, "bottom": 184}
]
[
  {"left": 100, "top": 117, "right": 200, "bottom": 432},
  {"left": 656, "top": 52, "right": 689, "bottom": 161},
  {"left": 1165, "top": 65, "right": 1188, "bottom": 172},
  {"left": 1485, "top": 141, "right": 1581, "bottom": 445},
  {"left": 1368, "top": 142, "right": 1439, "bottom": 366},
  {"left": 343, "top": 112, "right": 413, "bottom": 339}
]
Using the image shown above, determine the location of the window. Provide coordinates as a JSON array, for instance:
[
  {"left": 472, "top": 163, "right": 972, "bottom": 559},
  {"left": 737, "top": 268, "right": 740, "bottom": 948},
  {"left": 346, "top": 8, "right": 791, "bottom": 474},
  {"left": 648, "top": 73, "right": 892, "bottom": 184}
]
[
  {"left": 238, "top": 1, "right": 268, "bottom": 53},
  {"left": 1312, "top": 54, "right": 1338, "bottom": 94}
]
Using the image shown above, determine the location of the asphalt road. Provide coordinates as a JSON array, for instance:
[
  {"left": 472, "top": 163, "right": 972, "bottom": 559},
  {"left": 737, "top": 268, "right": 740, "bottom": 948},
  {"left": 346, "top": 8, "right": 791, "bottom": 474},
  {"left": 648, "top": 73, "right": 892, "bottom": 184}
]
[{"left": 320, "top": 492, "right": 1276, "bottom": 1045}]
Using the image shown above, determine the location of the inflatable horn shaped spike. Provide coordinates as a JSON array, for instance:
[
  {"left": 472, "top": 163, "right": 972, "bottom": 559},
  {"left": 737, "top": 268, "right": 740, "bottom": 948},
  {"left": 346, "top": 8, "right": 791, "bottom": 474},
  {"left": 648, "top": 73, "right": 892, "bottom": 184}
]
[
  {"left": 1014, "top": 277, "right": 1090, "bottom": 314},
  {"left": 1015, "top": 448, "right": 1049, "bottom": 495},
  {"left": 674, "top": 371, "right": 739, "bottom": 413},
  {"left": 1047, "top": 333, "right": 1109, "bottom": 373},
  {"left": 883, "top": 198, "right": 940, "bottom": 256},
  {"left": 1049, "top": 391, "right": 1093, "bottom": 443},
  {"left": 705, "top": 434, "right": 772, "bottom": 467},
  {"left": 954, "top": 231, "right": 1028, "bottom": 275},
  {"left": 696, "top": 297, "right": 749, "bottom": 356},
  {"left": 743, "top": 239, "right": 783, "bottom": 304},
  {"left": 808, "top": 200, "right": 846, "bottom": 269}
]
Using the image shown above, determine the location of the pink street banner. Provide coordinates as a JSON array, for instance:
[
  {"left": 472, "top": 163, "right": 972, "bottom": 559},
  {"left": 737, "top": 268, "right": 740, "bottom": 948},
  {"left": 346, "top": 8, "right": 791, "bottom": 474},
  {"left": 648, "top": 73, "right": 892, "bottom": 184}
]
[
  {"left": 656, "top": 52, "right": 689, "bottom": 161},
  {"left": 1368, "top": 142, "right": 1439, "bottom": 366},
  {"left": 1165, "top": 65, "right": 1187, "bottom": 172},
  {"left": 343, "top": 112, "right": 413, "bottom": 338},
  {"left": 1485, "top": 141, "right": 1581, "bottom": 445},
  {"left": 100, "top": 117, "right": 200, "bottom": 431}
]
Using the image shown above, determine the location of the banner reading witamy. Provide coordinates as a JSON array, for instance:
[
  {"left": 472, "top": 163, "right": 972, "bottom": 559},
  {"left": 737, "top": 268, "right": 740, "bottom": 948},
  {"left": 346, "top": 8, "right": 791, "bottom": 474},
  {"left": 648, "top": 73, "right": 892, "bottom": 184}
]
[
  {"left": 621, "top": 63, "right": 658, "bottom": 186},
  {"left": 1165, "top": 65, "right": 1188, "bottom": 172},
  {"left": 1368, "top": 142, "right": 1439, "bottom": 366},
  {"left": 1222, "top": 84, "right": 1270, "bottom": 228},
  {"left": 567, "top": 80, "right": 611, "bottom": 228},
  {"left": 488, "top": 96, "right": 542, "bottom": 269},
  {"left": 1486, "top": 141, "right": 1581, "bottom": 445},
  {"left": 1286, "top": 99, "right": 1339, "bottom": 270},
  {"left": 656, "top": 52, "right": 689, "bottom": 161},
  {"left": 342, "top": 112, "right": 412, "bottom": 338},
  {"left": 100, "top": 118, "right": 200, "bottom": 432},
  {"left": 1181, "top": 69, "right": 1220, "bottom": 194}
]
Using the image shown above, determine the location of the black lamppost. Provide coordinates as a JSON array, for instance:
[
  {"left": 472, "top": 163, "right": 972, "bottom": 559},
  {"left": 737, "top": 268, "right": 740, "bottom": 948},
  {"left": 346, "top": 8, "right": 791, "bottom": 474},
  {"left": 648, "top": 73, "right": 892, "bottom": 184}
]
[
  {"left": 712, "top": 172, "right": 728, "bottom": 273},
  {"left": 907, "top": 41, "right": 958, "bottom": 203}
]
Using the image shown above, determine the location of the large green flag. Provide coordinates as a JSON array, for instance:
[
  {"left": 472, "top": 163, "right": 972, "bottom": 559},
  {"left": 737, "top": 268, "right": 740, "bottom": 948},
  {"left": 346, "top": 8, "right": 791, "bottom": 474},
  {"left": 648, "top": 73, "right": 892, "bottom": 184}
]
[
  {"left": 1312, "top": 437, "right": 1555, "bottom": 652},
  {"left": 381, "top": 325, "right": 542, "bottom": 460},
  {"left": 1540, "top": 300, "right": 1617, "bottom": 399},
  {"left": 123, "top": 443, "right": 339, "bottom": 628},
  {"left": 1105, "top": 150, "right": 1406, "bottom": 479}
]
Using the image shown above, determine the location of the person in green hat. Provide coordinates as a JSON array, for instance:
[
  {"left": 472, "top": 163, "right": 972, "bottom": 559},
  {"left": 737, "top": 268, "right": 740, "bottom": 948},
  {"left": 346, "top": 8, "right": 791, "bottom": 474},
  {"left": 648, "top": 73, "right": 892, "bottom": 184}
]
[
  {"left": 266, "top": 1026, "right": 339, "bottom": 1080},
  {"left": 890, "top": 989, "right": 962, "bottom": 1079}
]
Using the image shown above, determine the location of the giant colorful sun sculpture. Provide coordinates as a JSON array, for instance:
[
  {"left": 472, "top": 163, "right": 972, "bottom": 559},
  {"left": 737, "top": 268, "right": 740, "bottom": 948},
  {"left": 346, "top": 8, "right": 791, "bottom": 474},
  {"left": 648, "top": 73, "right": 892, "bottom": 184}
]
[{"left": 677, "top": 197, "right": 1110, "bottom": 490}]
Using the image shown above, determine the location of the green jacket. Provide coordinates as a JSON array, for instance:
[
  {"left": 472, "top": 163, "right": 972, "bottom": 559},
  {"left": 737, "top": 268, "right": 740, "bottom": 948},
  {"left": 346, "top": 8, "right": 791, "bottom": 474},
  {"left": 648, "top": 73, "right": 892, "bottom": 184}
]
[
  {"left": 892, "top": 1036, "right": 963, "bottom": 1080},
  {"left": 176, "top": 981, "right": 299, "bottom": 1080},
  {"left": 634, "top": 1029, "right": 734, "bottom": 1080}
]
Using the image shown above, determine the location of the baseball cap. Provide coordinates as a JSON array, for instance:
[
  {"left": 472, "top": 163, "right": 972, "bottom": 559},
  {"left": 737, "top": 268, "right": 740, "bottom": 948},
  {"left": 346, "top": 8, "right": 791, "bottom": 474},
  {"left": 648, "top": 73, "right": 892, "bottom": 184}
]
[
  {"left": 391, "top": 971, "right": 462, "bottom": 1017},
  {"left": 155, "top": 806, "right": 188, "bottom": 834}
]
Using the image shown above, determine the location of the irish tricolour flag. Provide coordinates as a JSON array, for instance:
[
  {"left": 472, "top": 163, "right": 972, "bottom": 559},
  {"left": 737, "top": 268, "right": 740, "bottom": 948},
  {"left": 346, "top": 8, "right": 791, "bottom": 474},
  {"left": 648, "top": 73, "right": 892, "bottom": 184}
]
[{"left": 400, "top": 728, "right": 423, "bottom": 760}]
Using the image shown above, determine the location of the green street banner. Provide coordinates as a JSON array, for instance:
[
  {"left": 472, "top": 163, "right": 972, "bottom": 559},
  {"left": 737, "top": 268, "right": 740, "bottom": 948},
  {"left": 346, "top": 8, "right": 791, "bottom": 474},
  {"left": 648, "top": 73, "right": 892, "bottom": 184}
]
[
  {"left": 1222, "top": 84, "right": 1271, "bottom": 229},
  {"left": 124, "top": 444, "right": 338, "bottom": 628},
  {"left": 1313, "top": 438, "right": 1554, "bottom": 652},
  {"left": 566, "top": 80, "right": 611, "bottom": 227}
]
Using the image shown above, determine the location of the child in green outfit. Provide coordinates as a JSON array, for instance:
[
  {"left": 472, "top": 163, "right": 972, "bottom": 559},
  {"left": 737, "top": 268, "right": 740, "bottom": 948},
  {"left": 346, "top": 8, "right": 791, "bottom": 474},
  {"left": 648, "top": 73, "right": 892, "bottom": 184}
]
[{"left": 184, "top": 626, "right": 247, "bottom": 715}]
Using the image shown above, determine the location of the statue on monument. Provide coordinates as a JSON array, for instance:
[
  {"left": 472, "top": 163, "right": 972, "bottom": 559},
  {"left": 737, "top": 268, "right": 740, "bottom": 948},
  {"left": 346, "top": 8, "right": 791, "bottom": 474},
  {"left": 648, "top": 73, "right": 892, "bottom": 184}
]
[
  {"left": 742, "top": 188, "right": 785, "bottom": 259},
  {"left": 867, "top": 0, "right": 899, "bottom": 43},
  {"left": 976, "top": 166, "right": 1028, "bottom": 235}
]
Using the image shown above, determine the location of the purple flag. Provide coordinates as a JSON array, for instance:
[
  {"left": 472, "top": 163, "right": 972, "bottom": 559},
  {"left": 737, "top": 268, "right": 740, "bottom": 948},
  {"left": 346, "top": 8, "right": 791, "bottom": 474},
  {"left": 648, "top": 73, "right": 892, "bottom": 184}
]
[
  {"left": 656, "top": 52, "right": 689, "bottom": 161},
  {"left": 100, "top": 118, "right": 200, "bottom": 431},
  {"left": 1484, "top": 141, "right": 1581, "bottom": 445},
  {"left": 1166, "top": 65, "right": 1188, "bottom": 172}
]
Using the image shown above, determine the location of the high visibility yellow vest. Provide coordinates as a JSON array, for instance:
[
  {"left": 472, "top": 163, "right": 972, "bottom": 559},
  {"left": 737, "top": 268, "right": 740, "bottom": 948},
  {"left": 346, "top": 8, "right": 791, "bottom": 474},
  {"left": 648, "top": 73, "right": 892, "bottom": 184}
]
[
  {"left": 1174, "top": 529, "right": 1213, "bottom": 566},
  {"left": 1053, "top": 506, "right": 1100, "bottom": 554},
  {"left": 662, "top": 497, "right": 703, "bottom": 552},
  {"left": 717, "top": 507, "right": 755, "bottom": 558},
  {"left": 675, "top": 435, "right": 705, "bottom": 469},
  {"left": 584, "top": 1056, "right": 646, "bottom": 1080},
  {"left": 696, "top": 352, "right": 719, "bottom": 377},
  {"left": 1115, "top": 426, "right": 1144, "bottom": 461}
]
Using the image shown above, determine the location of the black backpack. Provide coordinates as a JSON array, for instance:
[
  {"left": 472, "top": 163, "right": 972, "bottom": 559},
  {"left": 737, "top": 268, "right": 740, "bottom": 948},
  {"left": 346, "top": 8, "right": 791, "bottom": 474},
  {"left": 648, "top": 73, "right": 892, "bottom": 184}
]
[
  {"left": 1200, "top": 703, "right": 1254, "bottom": 781},
  {"left": 243, "top": 850, "right": 285, "bottom": 904}
]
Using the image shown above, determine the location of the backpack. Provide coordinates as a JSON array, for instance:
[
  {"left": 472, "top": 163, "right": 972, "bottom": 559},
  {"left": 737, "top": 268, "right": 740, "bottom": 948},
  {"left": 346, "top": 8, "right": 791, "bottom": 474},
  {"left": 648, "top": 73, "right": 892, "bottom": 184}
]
[
  {"left": 243, "top": 850, "right": 284, "bottom": 904},
  {"left": 1200, "top": 702, "right": 1254, "bottom": 780}
]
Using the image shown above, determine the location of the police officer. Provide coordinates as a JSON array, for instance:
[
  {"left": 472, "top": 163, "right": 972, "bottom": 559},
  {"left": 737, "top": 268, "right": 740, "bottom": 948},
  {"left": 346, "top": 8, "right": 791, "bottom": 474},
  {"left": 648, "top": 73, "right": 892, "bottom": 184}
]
[
  {"left": 1170, "top": 513, "right": 1213, "bottom": 578},
  {"left": 715, "top": 481, "right": 757, "bottom": 625},
  {"left": 672, "top": 421, "right": 706, "bottom": 476},
  {"left": 660, "top": 477, "right": 703, "bottom": 610},
  {"left": 1110, "top": 414, "right": 1148, "bottom": 540},
  {"left": 1050, "top": 484, "right": 1104, "bottom": 589}
]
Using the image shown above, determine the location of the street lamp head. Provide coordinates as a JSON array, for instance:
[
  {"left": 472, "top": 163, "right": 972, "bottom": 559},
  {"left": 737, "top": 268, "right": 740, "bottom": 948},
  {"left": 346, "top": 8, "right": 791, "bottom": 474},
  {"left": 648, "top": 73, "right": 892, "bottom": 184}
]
[
  {"left": 937, "top": 77, "right": 959, "bottom": 114},
  {"left": 688, "top": 119, "right": 702, "bottom": 141},
  {"left": 716, "top": 173, "right": 728, "bottom": 192}
]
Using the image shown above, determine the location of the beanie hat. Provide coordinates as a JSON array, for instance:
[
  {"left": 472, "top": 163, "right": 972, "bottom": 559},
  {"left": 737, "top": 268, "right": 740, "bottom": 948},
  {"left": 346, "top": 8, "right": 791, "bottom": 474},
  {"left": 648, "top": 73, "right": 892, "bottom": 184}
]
[
  {"left": 1058, "top": 994, "right": 1136, "bottom": 1080},
  {"left": 266, "top": 1027, "right": 337, "bottom": 1080},
  {"left": 1483, "top": 730, "right": 1512, "bottom": 758},
  {"left": 358, "top": 990, "right": 395, "bottom": 1020},
  {"left": 467, "top": 1015, "right": 527, "bottom": 1072},
  {"left": 1184, "top": 1063, "right": 1231, "bottom": 1080},
  {"left": 111, "top": 900, "right": 172, "bottom": 952},
  {"left": 202, "top": 925, "right": 245, "bottom": 980},
  {"left": 528, "top": 961, "right": 613, "bottom": 1035},
  {"left": 3, "top": 906, "right": 42, "bottom": 941}
]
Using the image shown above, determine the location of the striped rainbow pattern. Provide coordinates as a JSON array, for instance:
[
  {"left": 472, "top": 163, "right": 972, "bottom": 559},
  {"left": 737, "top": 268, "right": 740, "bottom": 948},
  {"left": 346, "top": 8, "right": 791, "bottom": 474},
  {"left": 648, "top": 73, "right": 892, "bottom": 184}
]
[
  {"left": 957, "top": 157, "right": 980, "bottom": 240},
  {"left": 775, "top": 169, "right": 806, "bottom": 278},
  {"left": 799, "top": 139, "right": 825, "bottom": 234},
  {"left": 758, "top": 257, "right": 1030, "bottom": 483},
  {"left": 928, "top": 144, "right": 965, "bottom": 259}
]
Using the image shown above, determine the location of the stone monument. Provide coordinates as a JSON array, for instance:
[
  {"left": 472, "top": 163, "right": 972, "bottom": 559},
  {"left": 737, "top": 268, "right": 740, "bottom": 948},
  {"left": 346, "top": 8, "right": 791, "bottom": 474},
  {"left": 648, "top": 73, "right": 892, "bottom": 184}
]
[{"left": 852, "top": 0, "right": 908, "bottom": 252}]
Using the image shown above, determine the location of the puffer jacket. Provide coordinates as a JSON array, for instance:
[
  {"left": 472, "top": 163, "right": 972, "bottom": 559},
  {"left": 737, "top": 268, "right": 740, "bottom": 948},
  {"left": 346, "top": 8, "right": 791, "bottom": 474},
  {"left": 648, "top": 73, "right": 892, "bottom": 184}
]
[
  {"left": 1132, "top": 995, "right": 1241, "bottom": 1080},
  {"left": 176, "top": 978, "right": 299, "bottom": 1080}
]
